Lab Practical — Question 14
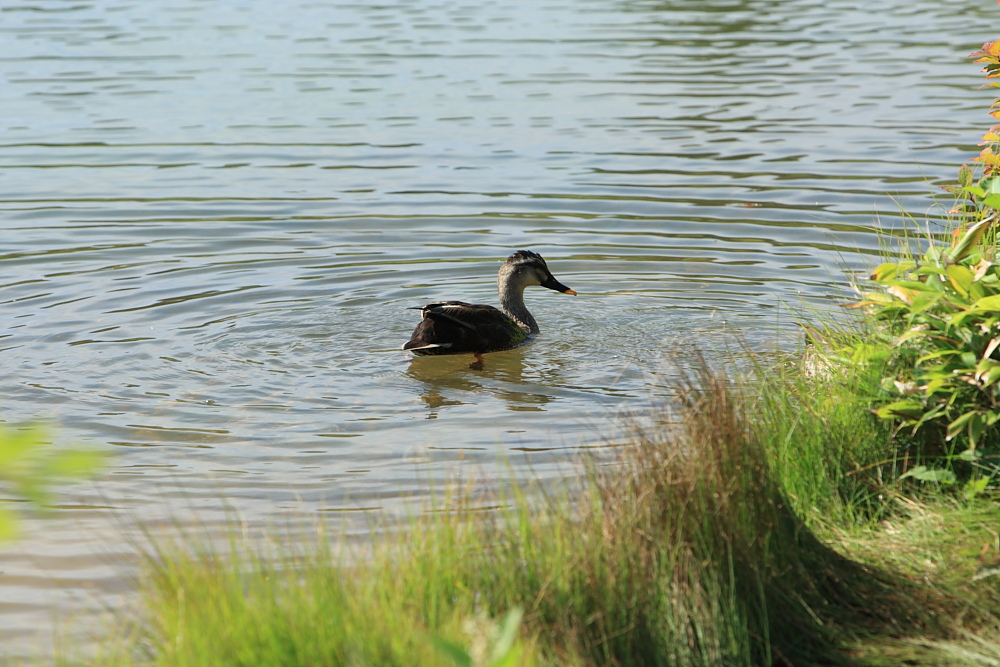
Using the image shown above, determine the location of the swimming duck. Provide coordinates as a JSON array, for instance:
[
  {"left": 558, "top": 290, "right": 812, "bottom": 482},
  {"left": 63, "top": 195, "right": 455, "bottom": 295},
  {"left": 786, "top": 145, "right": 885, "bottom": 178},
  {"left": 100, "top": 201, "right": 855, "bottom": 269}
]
[{"left": 402, "top": 250, "right": 576, "bottom": 368}]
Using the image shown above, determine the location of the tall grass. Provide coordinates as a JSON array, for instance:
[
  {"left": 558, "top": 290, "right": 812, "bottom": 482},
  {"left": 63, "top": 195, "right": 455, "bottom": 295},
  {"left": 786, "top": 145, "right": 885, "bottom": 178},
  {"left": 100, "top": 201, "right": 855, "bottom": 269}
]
[
  {"left": 751, "top": 337, "right": 899, "bottom": 526},
  {"left": 76, "top": 350, "right": 1000, "bottom": 667}
]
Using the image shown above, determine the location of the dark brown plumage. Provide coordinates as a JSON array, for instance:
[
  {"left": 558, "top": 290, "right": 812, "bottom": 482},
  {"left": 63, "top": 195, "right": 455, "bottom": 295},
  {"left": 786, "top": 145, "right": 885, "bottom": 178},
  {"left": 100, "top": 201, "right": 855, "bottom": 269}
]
[{"left": 404, "top": 301, "right": 529, "bottom": 355}]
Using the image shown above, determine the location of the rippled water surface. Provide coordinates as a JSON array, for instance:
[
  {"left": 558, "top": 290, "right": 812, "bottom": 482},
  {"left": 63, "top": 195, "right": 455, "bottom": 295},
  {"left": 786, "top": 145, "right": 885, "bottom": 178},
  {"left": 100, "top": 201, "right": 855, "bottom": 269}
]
[{"left": 1, "top": 0, "right": 996, "bottom": 654}]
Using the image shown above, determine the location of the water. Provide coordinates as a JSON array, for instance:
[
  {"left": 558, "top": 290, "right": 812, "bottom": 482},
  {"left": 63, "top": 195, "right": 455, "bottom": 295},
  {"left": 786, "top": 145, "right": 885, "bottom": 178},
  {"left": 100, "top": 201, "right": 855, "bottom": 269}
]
[{"left": 0, "top": 0, "right": 995, "bottom": 655}]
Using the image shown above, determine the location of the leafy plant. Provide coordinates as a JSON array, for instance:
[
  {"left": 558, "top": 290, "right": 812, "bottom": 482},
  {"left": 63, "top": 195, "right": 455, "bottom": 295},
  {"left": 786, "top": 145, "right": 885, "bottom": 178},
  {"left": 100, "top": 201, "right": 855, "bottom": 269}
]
[
  {"left": 842, "top": 41, "right": 1000, "bottom": 488},
  {"left": 857, "top": 214, "right": 1000, "bottom": 446},
  {"left": 0, "top": 423, "right": 105, "bottom": 541}
]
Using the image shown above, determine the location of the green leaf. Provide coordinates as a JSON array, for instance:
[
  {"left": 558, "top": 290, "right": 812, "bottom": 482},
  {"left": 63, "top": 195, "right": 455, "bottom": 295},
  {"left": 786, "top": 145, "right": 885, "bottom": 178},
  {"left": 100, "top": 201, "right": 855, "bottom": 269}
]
[
  {"left": 912, "top": 265, "right": 947, "bottom": 277},
  {"left": 947, "top": 265, "right": 974, "bottom": 296},
  {"left": 971, "top": 293, "right": 1000, "bottom": 311},
  {"left": 948, "top": 215, "right": 998, "bottom": 263},
  {"left": 916, "top": 349, "right": 961, "bottom": 364},
  {"left": 895, "top": 329, "right": 933, "bottom": 346},
  {"left": 875, "top": 400, "right": 926, "bottom": 421},
  {"left": 958, "top": 447, "right": 980, "bottom": 462},
  {"left": 908, "top": 293, "right": 940, "bottom": 314},
  {"left": 919, "top": 404, "right": 948, "bottom": 422},
  {"left": 0, "top": 424, "right": 49, "bottom": 466},
  {"left": 900, "top": 466, "right": 957, "bottom": 484},
  {"left": 969, "top": 413, "right": 986, "bottom": 446},
  {"left": 883, "top": 279, "right": 938, "bottom": 293},
  {"left": 431, "top": 638, "right": 473, "bottom": 667},
  {"left": 963, "top": 477, "right": 989, "bottom": 499},
  {"left": 970, "top": 280, "right": 989, "bottom": 301},
  {"left": 0, "top": 425, "right": 107, "bottom": 535},
  {"left": 854, "top": 291, "right": 898, "bottom": 306},
  {"left": 983, "top": 193, "right": 1000, "bottom": 209},
  {"left": 963, "top": 185, "right": 988, "bottom": 198},
  {"left": 489, "top": 608, "right": 524, "bottom": 666},
  {"left": 923, "top": 378, "right": 947, "bottom": 394},
  {"left": 870, "top": 262, "right": 903, "bottom": 281},
  {"left": 950, "top": 309, "right": 980, "bottom": 328},
  {"left": 948, "top": 411, "right": 979, "bottom": 440},
  {"left": 921, "top": 364, "right": 954, "bottom": 380}
]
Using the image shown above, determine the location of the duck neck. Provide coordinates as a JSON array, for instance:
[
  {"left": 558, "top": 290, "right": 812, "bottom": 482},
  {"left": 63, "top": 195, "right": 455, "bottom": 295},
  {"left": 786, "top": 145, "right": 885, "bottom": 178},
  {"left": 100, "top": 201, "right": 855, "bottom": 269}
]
[{"left": 499, "top": 278, "right": 538, "bottom": 334}]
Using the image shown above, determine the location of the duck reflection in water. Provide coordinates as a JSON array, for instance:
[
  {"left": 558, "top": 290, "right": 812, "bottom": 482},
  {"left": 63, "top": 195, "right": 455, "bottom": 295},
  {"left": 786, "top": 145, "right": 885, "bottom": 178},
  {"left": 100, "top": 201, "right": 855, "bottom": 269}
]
[
  {"left": 404, "top": 349, "right": 554, "bottom": 419},
  {"left": 402, "top": 250, "right": 576, "bottom": 370}
]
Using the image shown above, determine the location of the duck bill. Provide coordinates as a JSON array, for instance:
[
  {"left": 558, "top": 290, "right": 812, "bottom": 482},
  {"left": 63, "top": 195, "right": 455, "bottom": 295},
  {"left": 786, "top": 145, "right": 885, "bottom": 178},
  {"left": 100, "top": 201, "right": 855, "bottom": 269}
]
[{"left": 541, "top": 275, "right": 577, "bottom": 295}]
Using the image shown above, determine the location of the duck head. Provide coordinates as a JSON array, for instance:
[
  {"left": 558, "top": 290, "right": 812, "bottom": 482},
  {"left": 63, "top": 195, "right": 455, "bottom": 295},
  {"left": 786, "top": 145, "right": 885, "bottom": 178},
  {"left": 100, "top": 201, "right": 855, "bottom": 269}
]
[{"left": 500, "top": 250, "right": 577, "bottom": 295}]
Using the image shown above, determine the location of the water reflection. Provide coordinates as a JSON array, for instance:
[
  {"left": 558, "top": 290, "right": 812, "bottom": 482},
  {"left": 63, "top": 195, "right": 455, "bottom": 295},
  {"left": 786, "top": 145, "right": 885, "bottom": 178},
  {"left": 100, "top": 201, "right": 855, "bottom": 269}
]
[{"left": 405, "top": 348, "right": 557, "bottom": 418}]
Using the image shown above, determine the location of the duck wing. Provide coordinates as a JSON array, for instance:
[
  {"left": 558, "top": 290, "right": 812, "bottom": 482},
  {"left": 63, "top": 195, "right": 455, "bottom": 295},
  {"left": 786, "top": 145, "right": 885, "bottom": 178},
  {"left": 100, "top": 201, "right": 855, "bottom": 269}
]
[{"left": 403, "top": 301, "right": 527, "bottom": 354}]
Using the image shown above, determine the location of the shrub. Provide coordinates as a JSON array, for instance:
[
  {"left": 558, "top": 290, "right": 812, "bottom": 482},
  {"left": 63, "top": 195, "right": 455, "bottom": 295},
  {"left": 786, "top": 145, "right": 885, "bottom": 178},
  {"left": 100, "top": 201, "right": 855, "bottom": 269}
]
[{"left": 843, "top": 41, "right": 1000, "bottom": 490}]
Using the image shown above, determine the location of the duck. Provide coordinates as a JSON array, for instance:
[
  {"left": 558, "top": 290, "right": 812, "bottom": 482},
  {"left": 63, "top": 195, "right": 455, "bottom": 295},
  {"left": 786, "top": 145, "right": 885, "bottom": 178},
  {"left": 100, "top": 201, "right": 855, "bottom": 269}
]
[{"left": 402, "top": 250, "right": 576, "bottom": 369}]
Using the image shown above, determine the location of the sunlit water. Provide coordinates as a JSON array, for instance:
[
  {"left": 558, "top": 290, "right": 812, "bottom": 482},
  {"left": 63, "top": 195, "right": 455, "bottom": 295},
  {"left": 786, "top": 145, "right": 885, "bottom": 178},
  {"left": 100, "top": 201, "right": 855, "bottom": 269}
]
[{"left": 0, "top": 0, "right": 996, "bottom": 655}]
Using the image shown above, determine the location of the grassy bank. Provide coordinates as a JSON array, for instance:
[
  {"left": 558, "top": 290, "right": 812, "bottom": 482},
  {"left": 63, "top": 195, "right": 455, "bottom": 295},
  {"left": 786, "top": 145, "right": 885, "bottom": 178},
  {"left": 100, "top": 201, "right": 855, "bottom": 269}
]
[{"left": 70, "top": 349, "right": 999, "bottom": 667}]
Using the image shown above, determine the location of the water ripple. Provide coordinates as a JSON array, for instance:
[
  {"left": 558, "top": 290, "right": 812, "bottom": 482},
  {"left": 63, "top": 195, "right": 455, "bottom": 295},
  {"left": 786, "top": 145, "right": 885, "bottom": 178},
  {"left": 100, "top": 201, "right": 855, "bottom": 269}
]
[{"left": 0, "top": 0, "right": 995, "bottom": 654}]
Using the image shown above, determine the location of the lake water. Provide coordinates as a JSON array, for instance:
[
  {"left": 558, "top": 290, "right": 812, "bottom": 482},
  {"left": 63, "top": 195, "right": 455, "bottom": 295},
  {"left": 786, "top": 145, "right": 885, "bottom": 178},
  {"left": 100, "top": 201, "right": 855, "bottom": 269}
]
[{"left": 0, "top": 0, "right": 995, "bottom": 656}]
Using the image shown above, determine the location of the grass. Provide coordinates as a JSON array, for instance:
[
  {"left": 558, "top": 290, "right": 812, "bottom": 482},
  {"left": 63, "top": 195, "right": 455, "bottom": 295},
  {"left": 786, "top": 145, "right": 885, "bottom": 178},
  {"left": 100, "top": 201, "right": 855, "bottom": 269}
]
[{"left": 64, "top": 340, "right": 1000, "bottom": 667}]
